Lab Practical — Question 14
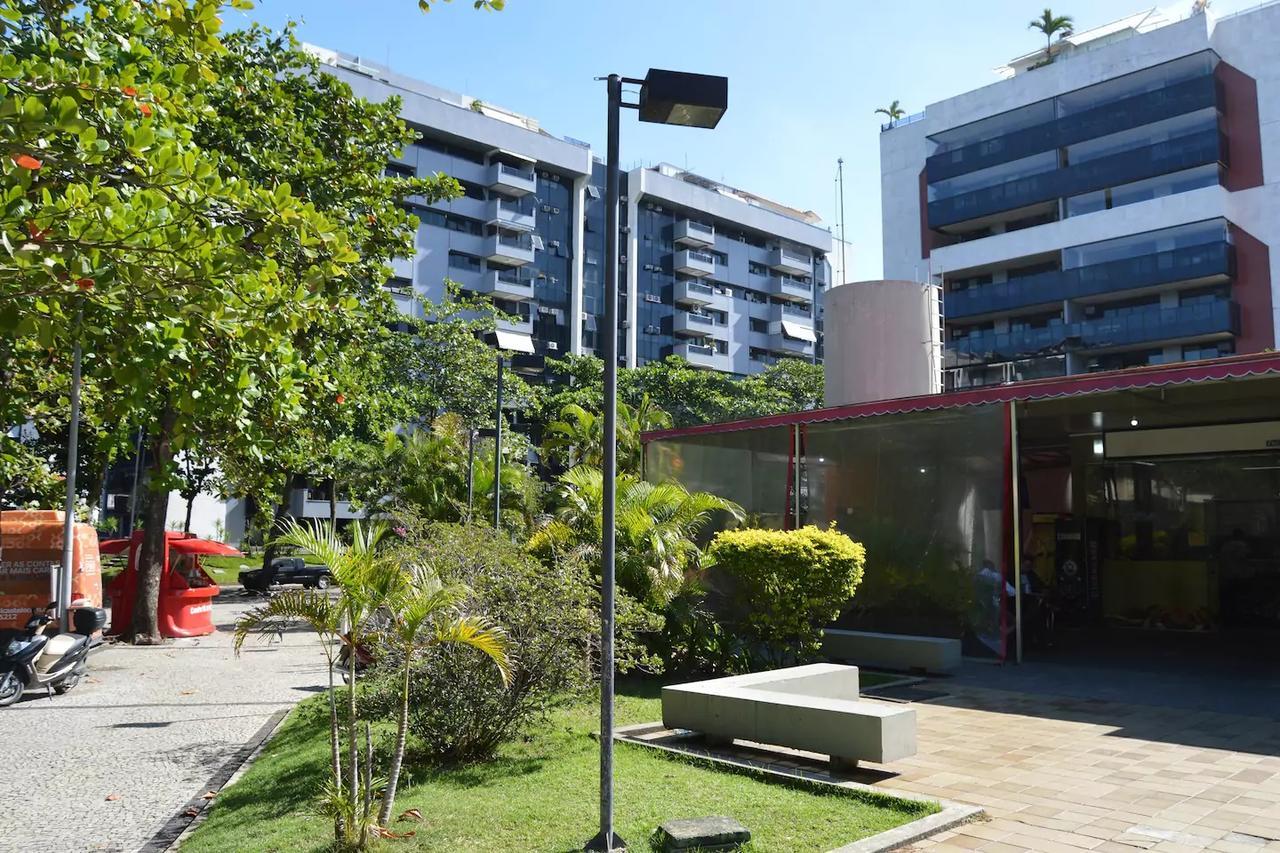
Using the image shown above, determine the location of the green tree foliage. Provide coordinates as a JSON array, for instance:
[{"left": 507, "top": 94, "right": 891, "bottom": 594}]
[
  {"left": 706, "top": 525, "right": 866, "bottom": 665},
  {"left": 1028, "top": 8, "right": 1074, "bottom": 60},
  {"left": 530, "top": 465, "right": 743, "bottom": 606},
  {"left": 875, "top": 100, "right": 905, "bottom": 122},
  {"left": 541, "top": 354, "right": 824, "bottom": 430},
  {"left": 364, "top": 521, "right": 594, "bottom": 766},
  {"left": 540, "top": 394, "right": 671, "bottom": 474}
]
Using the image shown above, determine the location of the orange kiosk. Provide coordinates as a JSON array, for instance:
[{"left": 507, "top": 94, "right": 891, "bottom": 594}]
[
  {"left": 102, "top": 531, "right": 238, "bottom": 638},
  {"left": 0, "top": 510, "right": 103, "bottom": 630}
]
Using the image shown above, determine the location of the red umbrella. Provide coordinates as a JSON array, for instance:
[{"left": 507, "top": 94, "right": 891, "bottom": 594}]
[
  {"left": 98, "top": 538, "right": 132, "bottom": 555},
  {"left": 168, "top": 538, "right": 243, "bottom": 556}
]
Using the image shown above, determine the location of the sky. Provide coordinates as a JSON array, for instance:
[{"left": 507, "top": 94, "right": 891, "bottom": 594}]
[{"left": 238, "top": 0, "right": 1259, "bottom": 282}]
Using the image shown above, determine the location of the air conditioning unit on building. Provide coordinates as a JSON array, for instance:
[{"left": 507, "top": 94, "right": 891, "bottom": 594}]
[
  {"left": 546, "top": 341, "right": 558, "bottom": 350},
  {"left": 549, "top": 240, "right": 561, "bottom": 249},
  {"left": 552, "top": 207, "right": 560, "bottom": 214},
  {"left": 540, "top": 171, "right": 551, "bottom": 178}
]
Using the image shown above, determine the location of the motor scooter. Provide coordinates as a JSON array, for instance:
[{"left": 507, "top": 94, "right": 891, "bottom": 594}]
[{"left": 0, "top": 601, "right": 107, "bottom": 707}]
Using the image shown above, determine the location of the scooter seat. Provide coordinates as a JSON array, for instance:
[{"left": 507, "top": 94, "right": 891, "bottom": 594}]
[{"left": 34, "top": 634, "right": 87, "bottom": 674}]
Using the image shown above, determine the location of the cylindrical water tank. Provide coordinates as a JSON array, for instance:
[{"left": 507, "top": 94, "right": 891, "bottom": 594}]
[{"left": 823, "top": 280, "right": 942, "bottom": 407}]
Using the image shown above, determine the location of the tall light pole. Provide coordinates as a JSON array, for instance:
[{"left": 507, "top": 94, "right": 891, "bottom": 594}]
[
  {"left": 493, "top": 354, "right": 504, "bottom": 530},
  {"left": 588, "top": 68, "right": 727, "bottom": 853}
]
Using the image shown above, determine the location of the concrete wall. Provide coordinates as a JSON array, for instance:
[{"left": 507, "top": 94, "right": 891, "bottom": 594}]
[{"left": 823, "top": 280, "right": 941, "bottom": 407}]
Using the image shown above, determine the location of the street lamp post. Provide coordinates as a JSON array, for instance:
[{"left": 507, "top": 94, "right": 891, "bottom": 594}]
[
  {"left": 493, "top": 353, "right": 504, "bottom": 529},
  {"left": 587, "top": 68, "right": 727, "bottom": 853}
]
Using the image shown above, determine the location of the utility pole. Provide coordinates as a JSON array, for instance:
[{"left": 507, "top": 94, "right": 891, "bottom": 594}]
[
  {"left": 493, "top": 355, "right": 504, "bottom": 530},
  {"left": 837, "top": 157, "right": 848, "bottom": 286}
]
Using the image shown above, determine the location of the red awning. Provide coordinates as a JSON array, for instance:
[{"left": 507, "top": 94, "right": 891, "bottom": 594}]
[
  {"left": 168, "top": 538, "right": 242, "bottom": 557},
  {"left": 643, "top": 351, "right": 1280, "bottom": 442},
  {"left": 98, "top": 538, "right": 132, "bottom": 555}
]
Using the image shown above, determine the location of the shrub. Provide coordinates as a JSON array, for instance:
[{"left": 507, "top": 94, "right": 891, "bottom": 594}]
[
  {"left": 364, "top": 522, "right": 594, "bottom": 764},
  {"left": 707, "top": 525, "right": 865, "bottom": 665}
]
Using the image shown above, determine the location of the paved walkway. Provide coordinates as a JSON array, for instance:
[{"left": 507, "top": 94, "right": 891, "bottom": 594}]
[
  {"left": 0, "top": 596, "right": 326, "bottom": 853},
  {"left": 626, "top": 683, "right": 1280, "bottom": 853}
]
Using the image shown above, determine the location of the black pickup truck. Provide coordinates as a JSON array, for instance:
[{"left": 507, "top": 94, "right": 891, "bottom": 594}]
[{"left": 238, "top": 556, "right": 332, "bottom": 592}]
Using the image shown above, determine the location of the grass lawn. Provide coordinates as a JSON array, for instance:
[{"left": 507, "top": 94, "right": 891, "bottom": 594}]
[
  {"left": 200, "top": 554, "right": 253, "bottom": 584},
  {"left": 184, "top": 680, "right": 935, "bottom": 852}
]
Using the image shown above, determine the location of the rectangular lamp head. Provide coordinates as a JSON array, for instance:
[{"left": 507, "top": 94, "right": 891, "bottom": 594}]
[{"left": 638, "top": 69, "right": 728, "bottom": 129}]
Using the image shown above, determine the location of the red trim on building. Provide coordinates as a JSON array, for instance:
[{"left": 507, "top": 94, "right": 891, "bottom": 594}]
[
  {"left": 1217, "top": 62, "right": 1265, "bottom": 191},
  {"left": 643, "top": 351, "right": 1280, "bottom": 442},
  {"left": 1230, "top": 223, "right": 1275, "bottom": 352}
]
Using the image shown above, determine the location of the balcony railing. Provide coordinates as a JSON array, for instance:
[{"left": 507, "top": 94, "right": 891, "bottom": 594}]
[
  {"left": 928, "top": 127, "right": 1224, "bottom": 229},
  {"left": 770, "top": 274, "right": 813, "bottom": 301},
  {"left": 674, "top": 249, "right": 716, "bottom": 277},
  {"left": 947, "top": 300, "right": 1239, "bottom": 363},
  {"left": 927, "top": 73, "right": 1218, "bottom": 182},
  {"left": 486, "top": 162, "right": 537, "bottom": 196},
  {"left": 945, "top": 241, "right": 1234, "bottom": 318},
  {"left": 674, "top": 219, "right": 716, "bottom": 247},
  {"left": 769, "top": 247, "right": 812, "bottom": 275}
]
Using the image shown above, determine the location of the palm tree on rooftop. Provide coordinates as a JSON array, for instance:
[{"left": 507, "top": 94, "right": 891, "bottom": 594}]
[
  {"left": 1028, "top": 8, "right": 1074, "bottom": 63},
  {"left": 875, "top": 101, "right": 906, "bottom": 123}
]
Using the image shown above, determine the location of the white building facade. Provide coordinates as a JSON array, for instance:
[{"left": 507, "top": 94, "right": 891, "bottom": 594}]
[{"left": 880, "top": 5, "right": 1279, "bottom": 388}]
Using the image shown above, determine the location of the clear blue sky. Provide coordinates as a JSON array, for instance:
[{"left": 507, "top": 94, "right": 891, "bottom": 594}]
[{"left": 238, "top": 0, "right": 1256, "bottom": 281}]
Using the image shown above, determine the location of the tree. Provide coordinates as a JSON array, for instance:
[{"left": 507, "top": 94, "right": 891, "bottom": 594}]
[
  {"left": 875, "top": 100, "right": 906, "bottom": 122},
  {"left": 176, "top": 451, "right": 217, "bottom": 534},
  {"left": 376, "top": 561, "right": 508, "bottom": 827},
  {"left": 1028, "top": 8, "right": 1074, "bottom": 61},
  {"left": 531, "top": 465, "right": 743, "bottom": 605},
  {"left": 743, "top": 358, "right": 825, "bottom": 414},
  {"left": 236, "top": 520, "right": 400, "bottom": 847}
]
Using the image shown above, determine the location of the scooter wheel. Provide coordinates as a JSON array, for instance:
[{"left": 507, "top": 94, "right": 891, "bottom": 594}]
[
  {"left": 0, "top": 670, "right": 23, "bottom": 707},
  {"left": 53, "top": 660, "right": 85, "bottom": 696}
]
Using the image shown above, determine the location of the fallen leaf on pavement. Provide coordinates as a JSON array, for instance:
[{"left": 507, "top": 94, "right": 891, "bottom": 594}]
[
  {"left": 183, "top": 807, "right": 200, "bottom": 817},
  {"left": 397, "top": 809, "right": 423, "bottom": 822},
  {"left": 179, "top": 690, "right": 196, "bottom": 695},
  {"left": 105, "top": 794, "right": 120, "bottom": 802},
  {"left": 200, "top": 791, "right": 218, "bottom": 800}
]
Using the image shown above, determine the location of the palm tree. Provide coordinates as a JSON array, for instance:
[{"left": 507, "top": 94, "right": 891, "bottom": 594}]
[
  {"left": 875, "top": 100, "right": 906, "bottom": 123},
  {"left": 531, "top": 465, "right": 744, "bottom": 603},
  {"left": 235, "top": 519, "right": 398, "bottom": 846},
  {"left": 376, "top": 564, "right": 509, "bottom": 827},
  {"left": 1028, "top": 8, "right": 1074, "bottom": 62},
  {"left": 543, "top": 396, "right": 673, "bottom": 475}
]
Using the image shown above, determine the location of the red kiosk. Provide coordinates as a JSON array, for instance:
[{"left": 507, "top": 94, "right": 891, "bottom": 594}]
[{"left": 102, "top": 531, "right": 239, "bottom": 638}]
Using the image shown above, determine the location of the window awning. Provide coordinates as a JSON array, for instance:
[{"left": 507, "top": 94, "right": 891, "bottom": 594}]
[
  {"left": 781, "top": 321, "right": 817, "bottom": 343},
  {"left": 494, "top": 330, "right": 535, "bottom": 353}
]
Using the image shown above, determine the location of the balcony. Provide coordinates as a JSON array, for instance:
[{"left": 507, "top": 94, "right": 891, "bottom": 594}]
[
  {"left": 769, "top": 302, "right": 814, "bottom": 324},
  {"left": 384, "top": 285, "right": 415, "bottom": 317},
  {"left": 674, "top": 219, "right": 716, "bottom": 248},
  {"left": 672, "top": 309, "right": 721, "bottom": 338},
  {"left": 768, "top": 247, "right": 813, "bottom": 276},
  {"left": 769, "top": 274, "right": 813, "bottom": 303},
  {"left": 485, "top": 198, "right": 536, "bottom": 230},
  {"left": 773, "top": 319, "right": 817, "bottom": 356},
  {"left": 1077, "top": 300, "right": 1239, "bottom": 350},
  {"left": 946, "top": 301, "right": 1239, "bottom": 364},
  {"left": 926, "top": 73, "right": 1218, "bottom": 182},
  {"left": 483, "top": 232, "right": 536, "bottom": 266},
  {"left": 674, "top": 248, "right": 716, "bottom": 277},
  {"left": 945, "top": 241, "right": 1235, "bottom": 319},
  {"left": 496, "top": 304, "right": 534, "bottom": 335},
  {"left": 928, "top": 127, "right": 1224, "bottom": 230},
  {"left": 485, "top": 162, "right": 537, "bottom": 197},
  {"left": 476, "top": 268, "right": 536, "bottom": 301},
  {"left": 673, "top": 341, "right": 727, "bottom": 370}
]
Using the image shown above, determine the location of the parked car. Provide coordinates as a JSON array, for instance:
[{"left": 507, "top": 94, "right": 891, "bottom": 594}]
[{"left": 238, "top": 556, "right": 332, "bottom": 593}]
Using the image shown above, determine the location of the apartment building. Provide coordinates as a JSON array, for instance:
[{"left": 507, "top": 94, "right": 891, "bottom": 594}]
[
  {"left": 880, "top": 4, "right": 1278, "bottom": 389},
  {"left": 313, "top": 46, "right": 832, "bottom": 376}
]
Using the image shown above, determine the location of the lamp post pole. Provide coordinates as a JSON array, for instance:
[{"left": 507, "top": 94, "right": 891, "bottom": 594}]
[
  {"left": 58, "top": 308, "right": 83, "bottom": 631},
  {"left": 587, "top": 67, "right": 726, "bottom": 853},
  {"left": 493, "top": 354, "right": 504, "bottom": 530}
]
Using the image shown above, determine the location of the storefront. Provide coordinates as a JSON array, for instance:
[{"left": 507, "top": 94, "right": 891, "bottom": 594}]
[{"left": 644, "top": 351, "right": 1280, "bottom": 663}]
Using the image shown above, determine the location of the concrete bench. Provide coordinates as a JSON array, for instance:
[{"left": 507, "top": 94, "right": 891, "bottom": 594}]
[
  {"left": 662, "top": 663, "right": 916, "bottom": 767},
  {"left": 822, "top": 629, "right": 961, "bottom": 674}
]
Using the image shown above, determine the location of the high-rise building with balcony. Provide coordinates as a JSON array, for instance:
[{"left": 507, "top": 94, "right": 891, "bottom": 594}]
[
  {"left": 313, "top": 46, "right": 832, "bottom": 375},
  {"left": 879, "top": 5, "right": 1277, "bottom": 389}
]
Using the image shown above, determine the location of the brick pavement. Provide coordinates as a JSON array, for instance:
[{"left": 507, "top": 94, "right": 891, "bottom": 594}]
[
  {"left": 626, "top": 684, "right": 1280, "bottom": 852},
  {"left": 0, "top": 596, "right": 326, "bottom": 853}
]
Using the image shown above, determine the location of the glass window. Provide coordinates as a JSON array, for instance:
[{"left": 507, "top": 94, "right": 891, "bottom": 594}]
[
  {"left": 1063, "top": 219, "right": 1228, "bottom": 269},
  {"left": 1109, "top": 163, "right": 1221, "bottom": 210},
  {"left": 1066, "top": 108, "right": 1218, "bottom": 166},
  {"left": 928, "top": 150, "right": 1058, "bottom": 201}
]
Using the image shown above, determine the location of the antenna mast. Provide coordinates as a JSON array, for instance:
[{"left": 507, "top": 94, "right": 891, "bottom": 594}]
[{"left": 836, "top": 157, "right": 847, "bottom": 285}]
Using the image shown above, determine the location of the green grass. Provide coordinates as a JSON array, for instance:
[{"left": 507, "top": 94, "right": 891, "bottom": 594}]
[
  {"left": 200, "top": 554, "right": 254, "bottom": 583},
  {"left": 184, "top": 680, "right": 935, "bottom": 852}
]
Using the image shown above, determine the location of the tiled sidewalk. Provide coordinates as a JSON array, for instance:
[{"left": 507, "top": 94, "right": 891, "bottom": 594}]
[{"left": 627, "top": 684, "right": 1280, "bottom": 852}]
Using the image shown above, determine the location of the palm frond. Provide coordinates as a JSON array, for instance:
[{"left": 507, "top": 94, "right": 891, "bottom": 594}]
[
  {"left": 233, "top": 588, "right": 339, "bottom": 654},
  {"left": 434, "top": 616, "right": 512, "bottom": 686}
]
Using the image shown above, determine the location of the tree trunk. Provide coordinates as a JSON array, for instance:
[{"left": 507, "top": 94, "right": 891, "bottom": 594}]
[
  {"left": 347, "top": 643, "right": 359, "bottom": 826},
  {"left": 129, "top": 406, "right": 177, "bottom": 645},
  {"left": 327, "top": 653, "right": 344, "bottom": 841},
  {"left": 261, "top": 472, "right": 301, "bottom": 571},
  {"left": 183, "top": 493, "right": 195, "bottom": 534},
  {"left": 328, "top": 480, "right": 337, "bottom": 532},
  {"left": 377, "top": 654, "right": 412, "bottom": 826}
]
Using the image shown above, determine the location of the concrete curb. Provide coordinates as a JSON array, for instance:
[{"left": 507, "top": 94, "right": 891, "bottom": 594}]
[
  {"left": 144, "top": 706, "right": 291, "bottom": 852},
  {"left": 615, "top": 722, "right": 983, "bottom": 853}
]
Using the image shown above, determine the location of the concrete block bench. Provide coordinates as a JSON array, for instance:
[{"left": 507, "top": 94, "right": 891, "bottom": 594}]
[
  {"left": 822, "top": 629, "right": 961, "bottom": 674},
  {"left": 662, "top": 663, "right": 916, "bottom": 767}
]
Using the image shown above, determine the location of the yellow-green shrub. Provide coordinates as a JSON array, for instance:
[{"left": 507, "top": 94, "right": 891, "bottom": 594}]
[{"left": 707, "top": 525, "right": 866, "bottom": 664}]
